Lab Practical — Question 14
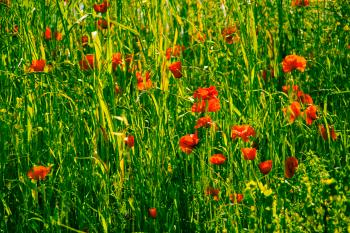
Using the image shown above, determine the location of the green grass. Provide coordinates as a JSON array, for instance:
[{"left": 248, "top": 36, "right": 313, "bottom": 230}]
[{"left": 1, "top": 0, "right": 350, "bottom": 232}]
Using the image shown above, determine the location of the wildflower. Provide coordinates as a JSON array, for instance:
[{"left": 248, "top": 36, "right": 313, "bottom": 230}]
[
  {"left": 282, "top": 85, "right": 300, "bottom": 94},
  {"left": 27, "top": 165, "right": 51, "bottom": 180},
  {"left": 82, "top": 35, "right": 89, "bottom": 47},
  {"left": 282, "top": 55, "right": 307, "bottom": 73},
  {"left": 97, "top": 19, "right": 109, "bottom": 30},
  {"left": 259, "top": 160, "right": 273, "bottom": 175},
  {"left": 209, "top": 154, "right": 226, "bottom": 165},
  {"left": 136, "top": 71, "right": 152, "bottom": 90},
  {"left": 285, "top": 157, "right": 298, "bottom": 178},
  {"left": 222, "top": 25, "right": 240, "bottom": 44},
  {"left": 30, "top": 59, "right": 46, "bottom": 72},
  {"left": 229, "top": 193, "right": 244, "bottom": 203},
  {"left": 195, "top": 32, "right": 206, "bottom": 43},
  {"left": 191, "top": 97, "right": 220, "bottom": 113},
  {"left": 148, "top": 208, "right": 157, "bottom": 218},
  {"left": 54, "top": 32, "right": 62, "bottom": 41},
  {"left": 193, "top": 86, "right": 218, "bottom": 100},
  {"left": 231, "top": 125, "right": 256, "bottom": 142},
  {"left": 282, "top": 101, "right": 301, "bottom": 123},
  {"left": 298, "top": 92, "right": 313, "bottom": 105},
  {"left": 179, "top": 133, "right": 199, "bottom": 154},
  {"left": 194, "top": 116, "right": 213, "bottom": 129},
  {"left": 169, "top": 61, "right": 182, "bottom": 78},
  {"left": 241, "top": 148, "right": 257, "bottom": 160},
  {"left": 319, "top": 124, "right": 337, "bottom": 141},
  {"left": 79, "top": 54, "right": 95, "bottom": 70},
  {"left": 112, "top": 53, "right": 122, "bottom": 71},
  {"left": 291, "top": 0, "right": 309, "bottom": 6},
  {"left": 304, "top": 105, "right": 317, "bottom": 125},
  {"left": 44, "top": 27, "right": 52, "bottom": 40},
  {"left": 93, "top": 1, "right": 109, "bottom": 13},
  {"left": 124, "top": 135, "right": 135, "bottom": 148},
  {"left": 205, "top": 187, "right": 220, "bottom": 201},
  {"left": 165, "top": 45, "right": 185, "bottom": 60}
]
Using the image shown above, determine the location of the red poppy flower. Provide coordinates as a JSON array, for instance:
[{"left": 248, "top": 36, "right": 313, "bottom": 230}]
[
  {"left": 259, "top": 160, "right": 273, "bottom": 175},
  {"left": 165, "top": 45, "right": 185, "bottom": 60},
  {"left": 298, "top": 92, "right": 313, "bottom": 105},
  {"left": 193, "top": 86, "right": 218, "bottom": 100},
  {"left": 194, "top": 116, "right": 212, "bottom": 129},
  {"left": 304, "top": 105, "right": 317, "bottom": 125},
  {"left": 30, "top": 59, "right": 46, "bottom": 72},
  {"left": 79, "top": 54, "right": 95, "bottom": 70},
  {"left": 148, "top": 208, "right": 157, "bottom": 218},
  {"left": 112, "top": 53, "right": 122, "bottom": 71},
  {"left": 124, "top": 135, "right": 134, "bottom": 148},
  {"left": 195, "top": 32, "right": 206, "bottom": 43},
  {"left": 282, "top": 55, "right": 307, "bottom": 73},
  {"left": 82, "top": 35, "right": 89, "bottom": 47},
  {"left": 291, "top": 0, "right": 309, "bottom": 6},
  {"left": 283, "top": 101, "right": 301, "bottom": 123},
  {"left": 282, "top": 85, "right": 300, "bottom": 94},
  {"left": 209, "top": 154, "right": 226, "bottom": 165},
  {"left": 55, "top": 32, "right": 62, "bottom": 41},
  {"left": 318, "top": 124, "right": 337, "bottom": 141},
  {"left": 94, "top": 1, "right": 109, "bottom": 13},
  {"left": 45, "top": 27, "right": 52, "bottom": 40},
  {"left": 97, "top": 19, "right": 110, "bottom": 30},
  {"left": 229, "top": 193, "right": 244, "bottom": 203},
  {"left": 285, "top": 157, "right": 298, "bottom": 178},
  {"left": 169, "top": 61, "right": 182, "bottom": 78},
  {"left": 179, "top": 133, "right": 199, "bottom": 154},
  {"left": 27, "top": 165, "right": 51, "bottom": 180},
  {"left": 241, "top": 148, "right": 257, "bottom": 160},
  {"left": 222, "top": 25, "right": 239, "bottom": 44},
  {"left": 205, "top": 187, "right": 220, "bottom": 201},
  {"left": 191, "top": 98, "right": 220, "bottom": 113},
  {"left": 136, "top": 71, "right": 152, "bottom": 90},
  {"left": 231, "top": 125, "right": 256, "bottom": 142}
]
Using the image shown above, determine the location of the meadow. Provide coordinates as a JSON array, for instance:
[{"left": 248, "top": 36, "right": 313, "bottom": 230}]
[{"left": 0, "top": 0, "right": 350, "bottom": 232}]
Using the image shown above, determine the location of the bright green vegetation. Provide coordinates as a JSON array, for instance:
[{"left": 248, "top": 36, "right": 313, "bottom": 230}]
[{"left": 1, "top": 0, "right": 349, "bottom": 232}]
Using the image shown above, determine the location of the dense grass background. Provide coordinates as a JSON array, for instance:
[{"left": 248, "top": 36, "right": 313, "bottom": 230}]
[{"left": 1, "top": 0, "right": 350, "bottom": 232}]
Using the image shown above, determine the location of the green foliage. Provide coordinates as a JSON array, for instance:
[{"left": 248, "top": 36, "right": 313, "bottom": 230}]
[{"left": 0, "top": 0, "right": 349, "bottom": 232}]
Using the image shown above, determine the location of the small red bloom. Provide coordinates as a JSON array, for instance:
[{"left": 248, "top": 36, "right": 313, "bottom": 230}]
[
  {"left": 282, "top": 55, "right": 307, "bottom": 73},
  {"left": 179, "top": 133, "right": 199, "bottom": 154},
  {"left": 209, "top": 154, "right": 226, "bottom": 165},
  {"left": 169, "top": 61, "right": 182, "bottom": 78},
  {"left": 82, "top": 35, "right": 89, "bottom": 47},
  {"left": 112, "top": 53, "right": 122, "bottom": 71},
  {"left": 136, "top": 71, "right": 152, "bottom": 90},
  {"left": 229, "top": 193, "right": 244, "bottom": 203},
  {"left": 291, "top": 0, "right": 309, "bottom": 6},
  {"left": 93, "top": 1, "right": 109, "bottom": 13},
  {"left": 285, "top": 157, "right": 298, "bottom": 178},
  {"left": 45, "top": 27, "right": 52, "bottom": 40},
  {"left": 259, "top": 160, "right": 273, "bottom": 175},
  {"left": 193, "top": 86, "right": 218, "bottom": 100},
  {"left": 27, "top": 165, "right": 51, "bottom": 180},
  {"left": 79, "top": 54, "right": 95, "bottom": 70},
  {"left": 124, "top": 135, "right": 135, "bottom": 147},
  {"left": 298, "top": 93, "right": 313, "bottom": 105},
  {"left": 194, "top": 116, "right": 212, "bottom": 129},
  {"left": 304, "top": 105, "right": 317, "bottom": 125},
  {"left": 148, "top": 208, "right": 157, "bottom": 218},
  {"left": 319, "top": 124, "right": 337, "bottom": 141},
  {"left": 165, "top": 45, "right": 185, "bottom": 60},
  {"left": 97, "top": 19, "right": 109, "bottom": 30},
  {"left": 205, "top": 187, "right": 220, "bottom": 201},
  {"left": 231, "top": 125, "right": 256, "bottom": 142},
  {"left": 283, "top": 101, "right": 301, "bottom": 123},
  {"left": 222, "top": 25, "right": 239, "bottom": 44},
  {"left": 55, "top": 32, "right": 62, "bottom": 41},
  {"left": 241, "top": 148, "right": 257, "bottom": 160},
  {"left": 30, "top": 59, "right": 46, "bottom": 72}
]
